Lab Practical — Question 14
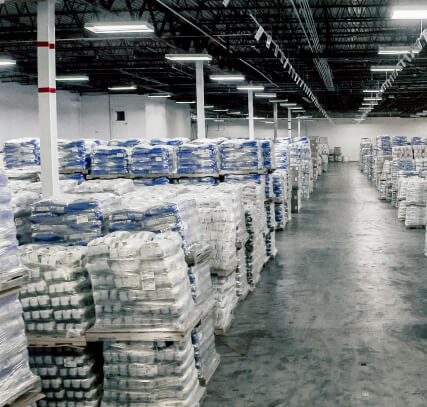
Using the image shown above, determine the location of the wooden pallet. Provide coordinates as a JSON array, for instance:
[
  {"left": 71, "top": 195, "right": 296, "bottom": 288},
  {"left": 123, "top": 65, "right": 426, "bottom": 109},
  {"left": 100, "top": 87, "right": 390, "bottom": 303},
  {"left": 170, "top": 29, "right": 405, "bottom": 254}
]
[
  {"left": 131, "top": 173, "right": 175, "bottom": 179},
  {"left": 210, "top": 267, "right": 236, "bottom": 278},
  {"left": 27, "top": 334, "right": 87, "bottom": 348},
  {"left": 59, "top": 169, "right": 89, "bottom": 175},
  {"left": 406, "top": 225, "right": 425, "bottom": 229},
  {"left": 0, "top": 286, "right": 23, "bottom": 300},
  {"left": 176, "top": 173, "right": 220, "bottom": 179},
  {"left": 199, "top": 355, "right": 221, "bottom": 387},
  {"left": 219, "top": 169, "right": 267, "bottom": 175},
  {"left": 86, "top": 310, "right": 202, "bottom": 342},
  {"left": 0, "top": 269, "right": 28, "bottom": 297},
  {"left": 5, "top": 376, "right": 42, "bottom": 407},
  {"left": 86, "top": 173, "right": 131, "bottom": 180},
  {"left": 214, "top": 316, "right": 233, "bottom": 336}
]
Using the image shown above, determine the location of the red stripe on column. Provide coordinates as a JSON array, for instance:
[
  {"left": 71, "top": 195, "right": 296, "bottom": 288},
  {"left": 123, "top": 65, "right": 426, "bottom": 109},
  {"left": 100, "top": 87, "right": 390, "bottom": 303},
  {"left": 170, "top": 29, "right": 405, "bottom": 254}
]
[
  {"left": 38, "top": 87, "right": 56, "bottom": 93},
  {"left": 37, "top": 41, "right": 49, "bottom": 47},
  {"left": 49, "top": 44, "right": 55, "bottom": 49}
]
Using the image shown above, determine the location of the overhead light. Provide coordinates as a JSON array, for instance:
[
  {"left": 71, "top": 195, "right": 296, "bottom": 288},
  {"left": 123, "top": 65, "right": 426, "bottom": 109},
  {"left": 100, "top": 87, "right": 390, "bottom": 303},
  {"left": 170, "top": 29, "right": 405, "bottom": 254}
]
[
  {"left": 237, "top": 85, "right": 265, "bottom": 91},
  {"left": 290, "top": 107, "right": 304, "bottom": 110},
  {"left": 108, "top": 85, "right": 137, "bottom": 91},
  {"left": 165, "top": 53, "right": 212, "bottom": 62},
  {"left": 298, "top": 116, "right": 312, "bottom": 119},
  {"left": 147, "top": 93, "right": 171, "bottom": 98},
  {"left": 255, "top": 93, "right": 277, "bottom": 98},
  {"left": 56, "top": 75, "right": 89, "bottom": 81},
  {"left": 264, "top": 121, "right": 275, "bottom": 124},
  {"left": 378, "top": 46, "right": 420, "bottom": 55},
  {"left": 371, "top": 66, "right": 402, "bottom": 72},
  {"left": 229, "top": 111, "right": 241, "bottom": 115},
  {"left": 269, "top": 99, "right": 288, "bottom": 103},
  {"left": 362, "top": 102, "right": 378, "bottom": 106},
  {"left": 204, "top": 105, "right": 214, "bottom": 109},
  {"left": 176, "top": 100, "right": 195, "bottom": 104},
  {"left": 214, "top": 119, "right": 225, "bottom": 122},
  {"left": 210, "top": 74, "right": 245, "bottom": 81},
  {"left": 280, "top": 103, "right": 297, "bottom": 107},
  {"left": 85, "top": 21, "right": 154, "bottom": 33},
  {"left": 363, "top": 89, "right": 381, "bottom": 93},
  {"left": 359, "top": 107, "right": 371, "bottom": 111},
  {"left": 251, "top": 117, "right": 266, "bottom": 120},
  {"left": 213, "top": 109, "right": 228, "bottom": 112},
  {"left": 364, "top": 97, "right": 382, "bottom": 101},
  {"left": 391, "top": 7, "right": 427, "bottom": 19},
  {"left": 0, "top": 58, "right": 16, "bottom": 66}
]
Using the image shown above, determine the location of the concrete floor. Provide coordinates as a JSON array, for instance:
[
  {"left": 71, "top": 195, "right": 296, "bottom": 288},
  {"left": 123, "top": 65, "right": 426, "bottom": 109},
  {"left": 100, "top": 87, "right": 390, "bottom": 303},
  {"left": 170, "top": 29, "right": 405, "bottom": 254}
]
[{"left": 205, "top": 162, "right": 427, "bottom": 407}]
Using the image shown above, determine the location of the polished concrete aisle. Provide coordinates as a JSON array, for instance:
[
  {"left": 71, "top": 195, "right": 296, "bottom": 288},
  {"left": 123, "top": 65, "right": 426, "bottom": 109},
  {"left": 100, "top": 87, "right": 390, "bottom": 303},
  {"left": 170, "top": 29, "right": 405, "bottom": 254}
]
[{"left": 204, "top": 163, "right": 427, "bottom": 407}]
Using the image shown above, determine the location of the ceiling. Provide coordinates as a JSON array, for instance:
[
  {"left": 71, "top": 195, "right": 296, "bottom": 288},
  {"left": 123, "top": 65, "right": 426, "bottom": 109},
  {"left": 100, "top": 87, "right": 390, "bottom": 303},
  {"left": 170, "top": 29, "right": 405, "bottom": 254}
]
[{"left": 1, "top": 0, "right": 427, "bottom": 119}]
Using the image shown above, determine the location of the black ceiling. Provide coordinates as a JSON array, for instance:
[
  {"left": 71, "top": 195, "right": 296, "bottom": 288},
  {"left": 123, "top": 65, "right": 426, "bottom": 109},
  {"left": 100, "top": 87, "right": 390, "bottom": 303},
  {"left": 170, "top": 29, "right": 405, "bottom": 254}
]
[{"left": 1, "top": 0, "right": 427, "bottom": 119}]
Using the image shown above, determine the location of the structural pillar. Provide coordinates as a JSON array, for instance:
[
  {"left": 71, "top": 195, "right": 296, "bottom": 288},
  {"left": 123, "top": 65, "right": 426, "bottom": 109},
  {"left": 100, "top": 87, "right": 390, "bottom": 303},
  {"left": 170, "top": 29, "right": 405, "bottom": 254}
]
[
  {"left": 273, "top": 103, "right": 278, "bottom": 140},
  {"left": 248, "top": 90, "right": 254, "bottom": 139},
  {"left": 195, "top": 61, "right": 206, "bottom": 139},
  {"left": 298, "top": 117, "right": 301, "bottom": 138},
  {"left": 37, "top": 0, "right": 60, "bottom": 197},
  {"left": 288, "top": 108, "right": 292, "bottom": 138}
]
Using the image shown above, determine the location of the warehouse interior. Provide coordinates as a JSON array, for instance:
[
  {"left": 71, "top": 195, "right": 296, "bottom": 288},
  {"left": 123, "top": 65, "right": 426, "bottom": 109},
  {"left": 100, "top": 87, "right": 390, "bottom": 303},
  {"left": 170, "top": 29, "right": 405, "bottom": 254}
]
[{"left": 1, "top": 1, "right": 427, "bottom": 406}]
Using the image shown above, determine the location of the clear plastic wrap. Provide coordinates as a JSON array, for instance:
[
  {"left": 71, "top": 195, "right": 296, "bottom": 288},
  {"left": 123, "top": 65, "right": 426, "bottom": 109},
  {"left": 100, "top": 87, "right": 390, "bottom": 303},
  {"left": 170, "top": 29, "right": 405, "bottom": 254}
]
[
  {"left": 134, "top": 177, "right": 170, "bottom": 186},
  {"left": 392, "top": 145, "right": 413, "bottom": 160},
  {"left": 0, "top": 294, "right": 38, "bottom": 406},
  {"left": 392, "top": 135, "right": 409, "bottom": 146},
  {"left": 91, "top": 146, "right": 129, "bottom": 175},
  {"left": 3, "top": 138, "right": 40, "bottom": 169},
  {"left": 187, "top": 258, "right": 214, "bottom": 311},
  {"left": 19, "top": 245, "right": 95, "bottom": 336},
  {"left": 178, "top": 177, "right": 217, "bottom": 185},
  {"left": 274, "top": 138, "right": 291, "bottom": 169},
  {"left": 212, "top": 272, "right": 238, "bottom": 331},
  {"left": 102, "top": 337, "right": 204, "bottom": 407},
  {"left": 109, "top": 139, "right": 142, "bottom": 148},
  {"left": 405, "top": 178, "right": 427, "bottom": 205},
  {"left": 130, "top": 145, "right": 177, "bottom": 175},
  {"left": 235, "top": 248, "right": 249, "bottom": 299},
  {"left": 405, "top": 205, "right": 425, "bottom": 228},
  {"left": 397, "top": 200, "right": 407, "bottom": 221},
  {"left": 265, "top": 230, "right": 277, "bottom": 259},
  {"left": 29, "top": 346, "right": 102, "bottom": 407},
  {"left": 73, "top": 179, "right": 135, "bottom": 196},
  {"left": 260, "top": 139, "right": 276, "bottom": 170},
  {"left": 218, "top": 140, "right": 262, "bottom": 172},
  {"left": 151, "top": 138, "right": 188, "bottom": 146},
  {"left": 58, "top": 139, "right": 99, "bottom": 171},
  {"left": 177, "top": 143, "right": 219, "bottom": 175},
  {"left": 87, "top": 231, "right": 197, "bottom": 330}
]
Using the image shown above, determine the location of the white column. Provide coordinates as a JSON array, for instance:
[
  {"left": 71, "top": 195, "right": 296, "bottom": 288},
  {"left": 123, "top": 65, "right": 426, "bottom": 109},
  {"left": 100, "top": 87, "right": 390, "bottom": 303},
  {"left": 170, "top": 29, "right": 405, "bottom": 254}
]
[
  {"left": 288, "top": 108, "right": 292, "bottom": 138},
  {"left": 298, "top": 117, "right": 301, "bottom": 138},
  {"left": 248, "top": 90, "right": 254, "bottom": 139},
  {"left": 195, "top": 61, "right": 206, "bottom": 139},
  {"left": 273, "top": 103, "right": 278, "bottom": 140},
  {"left": 37, "top": 0, "right": 60, "bottom": 197},
  {"left": 145, "top": 98, "right": 168, "bottom": 139}
]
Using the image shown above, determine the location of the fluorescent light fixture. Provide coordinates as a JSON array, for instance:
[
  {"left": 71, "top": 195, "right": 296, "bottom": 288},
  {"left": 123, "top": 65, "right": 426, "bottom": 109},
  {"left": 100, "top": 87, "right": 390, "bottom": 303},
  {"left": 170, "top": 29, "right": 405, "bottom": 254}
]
[
  {"left": 147, "top": 93, "right": 171, "bottom": 98},
  {"left": 250, "top": 117, "right": 266, "bottom": 120},
  {"left": 237, "top": 85, "right": 264, "bottom": 91},
  {"left": 290, "top": 107, "right": 304, "bottom": 110},
  {"left": 0, "top": 58, "right": 16, "bottom": 66},
  {"left": 280, "top": 103, "right": 297, "bottom": 107},
  {"left": 264, "top": 121, "right": 275, "bottom": 124},
  {"left": 269, "top": 99, "right": 288, "bottom": 103},
  {"left": 204, "top": 105, "right": 214, "bottom": 109},
  {"left": 214, "top": 119, "right": 225, "bottom": 122},
  {"left": 364, "top": 97, "right": 382, "bottom": 101},
  {"left": 213, "top": 109, "right": 228, "bottom": 112},
  {"left": 371, "top": 65, "right": 403, "bottom": 72},
  {"left": 359, "top": 107, "right": 371, "bottom": 111},
  {"left": 108, "top": 85, "right": 137, "bottom": 91},
  {"left": 391, "top": 7, "right": 427, "bottom": 19},
  {"left": 298, "top": 116, "right": 312, "bottom": 119},
  {"left": 56, "top": 75, "right": 89, "bottom": 81},
  {"left": 176, "top": 101, "right": 195, "bottom": 104},
  {"left": 165, "top": 53, "right": 212, "bottom": 62},
  {"left": 85, "top": 21, "right": 154, "bottom": 33},
  {"left": 363, "top": 89, "right": 381, "bottom": 93},
  {"left": 255, "top": 93, "right": 277, "bottom": 98},
  {"left": 210, "top": 74, "right": 245, "bottom": 81},
  {"left": 229, "top": 111, "right": 241, "bottom": 115},
  {"left": 378, "top": 46, "right": 420, "bottom": 55},
  {"left": 362, "top": 102, "right": 378, "bottom": 106}
]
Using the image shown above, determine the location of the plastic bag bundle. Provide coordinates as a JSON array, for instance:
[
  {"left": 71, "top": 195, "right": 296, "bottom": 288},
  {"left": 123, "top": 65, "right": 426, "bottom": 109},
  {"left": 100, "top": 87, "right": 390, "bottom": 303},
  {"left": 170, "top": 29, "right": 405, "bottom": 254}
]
[
  {"left": 108, "top": 139, "right": 141, "bottom": 148},
  {"left": 19, "top": 245, "right": 95, "bottom": 336},
  {"left": 272, "top": 172, "right": 286, "bottom": 201},
  {"left": 265, "top": 201, "right": 275, "bottom": 230},
  {"left": 130, "top": 145, "right": 177, "bottom": 175},
  {"left": 235, "top": 248, "right": 250, "bottom": 299},
  {"left": 260, "top": 139, "right": 276, "bottom": 169},
  {"left": 412, "top": 137, "right": 426, "bottom": 145},
  {"left": 274, "top": 202, "right": 285, "bottom": 229},
  {"left": 30, "top": 193, "right": 119, "bottom": 245},
  {"left": 405, "top": 205, "right": 426, "bottom": 228},
  {"left": 265, "top": 230, "right": 277, "bottom": 259},
  {"left": 60, "top": 173, "right": 85, "bottom": 183},
  {"left": 406, "top": 178, "right": 427, "bottom": 204},
  {"left": 191, "top": 313, "right": 219, "bottom": 380},
  {"left": 87, "top": 231, "right": 196, "bottom": 330},
  {"left": 265, "top": 173, "right": 273, "bottom": 199},
  {"left": 392, "top": 135, "right": 409, "bottom": 146},
  {"left": 73, "top": 178, "right": 135, "bottom": 195},
  {"left": 0, "top": 294, "right": 38, "bottom": 407},
  {"left": 134, "top": 177, "right": 170, "bottom": 186},
  {"left": 376, "top": 135, "right": 392, "bottom": 155},
  {"left": 179, "top": 177, "right": 217, "bottom": 185},
  {"left": 102, "top": 338, "right": 204, "bottom": 407},
  {"left": 274, "top": 138, "right": 291, "bottom": 169},
  {"left": 290, "top": 138, "right": 311, "bottom": 164},
  {"left": 397, "top": 200, "right": 407, "bottom": 221},
  {"left": 245, "top": 233, "right": 265, "bottom": 286},
  {"left": 4, "top": 166, "right": 40, "bottom": 182},
  {"left": 187, "top": 259, "right": 214, "bottom": 310},
  {"left": 413, "top": 145, "right": 426, "bottom": 159},
  {"left": 218, "top": 139, "right": 262, "bottom": 172},
  {"left": 223, "top": 173, "right": 266, "bottom": 191},
  {"left": 392, "top": 146, "right": 413, "bottom": 160},
  {"left": 58, "top": 139, "right": 98, "bottom": 171},
  {"left": 29, "top": 346, "right": 102, "bottom": 407},
  {"left": 151, "top": 138, "right": 188, "bottom": 146},
  {"left": 91, "top": 146, "right": 129, "bottom": 175},
  {"left": 212, "top": 273, "right": 238, "bottom": 331},
  {"left": 391, "top": 160, "right": 416, "bottom": 187},
  {"left": 359, "top": 140, "right": 373, "bottom": 172},
  {"left": 3, "top": 138, "right": 40, "bottom": 169},
  {"left": 177, "top": 143, "right": 219, "bottom": 175}
]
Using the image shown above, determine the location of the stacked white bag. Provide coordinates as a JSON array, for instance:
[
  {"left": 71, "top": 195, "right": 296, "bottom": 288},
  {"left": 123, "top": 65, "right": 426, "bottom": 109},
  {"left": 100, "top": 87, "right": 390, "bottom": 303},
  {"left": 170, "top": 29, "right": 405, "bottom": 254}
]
[{"left": 405, "top": 177, "right": 427, "bottom": 228}]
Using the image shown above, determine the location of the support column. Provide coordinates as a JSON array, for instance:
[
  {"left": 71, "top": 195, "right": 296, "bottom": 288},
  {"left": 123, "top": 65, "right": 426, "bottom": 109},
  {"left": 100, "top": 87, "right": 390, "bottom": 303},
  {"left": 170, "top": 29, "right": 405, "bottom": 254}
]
[
  {"left": 273, "top": 103, "right": 278, "bottom": 140},
  {"left": 195, "top": 61, "right": 206, "bottom": 139},
  {"left": 248, "top": 90, "right": 254, "bottom": 140},
  {"left": 298, "top": 117, "right": 301, "bottom": 138},
  {"left": 288, "top": 108, "right": 292, "bottom": 138},
  {"left": 37, "top": 0, "right": 59, "bottom": 197}
]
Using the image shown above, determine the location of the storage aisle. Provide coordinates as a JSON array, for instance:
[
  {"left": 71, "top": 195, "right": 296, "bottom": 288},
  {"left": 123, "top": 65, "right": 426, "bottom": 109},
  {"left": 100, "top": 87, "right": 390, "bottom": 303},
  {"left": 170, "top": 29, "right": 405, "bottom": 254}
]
[{"left": 205, "top": 162, "right": 427, "bottom": 406}]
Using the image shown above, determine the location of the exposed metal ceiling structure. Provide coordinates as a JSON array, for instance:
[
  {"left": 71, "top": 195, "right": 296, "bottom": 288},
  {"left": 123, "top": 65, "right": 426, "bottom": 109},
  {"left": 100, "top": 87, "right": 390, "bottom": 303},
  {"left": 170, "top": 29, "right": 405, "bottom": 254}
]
[{"left": 0, "top": 0, "right": 426, "bottom": 118}]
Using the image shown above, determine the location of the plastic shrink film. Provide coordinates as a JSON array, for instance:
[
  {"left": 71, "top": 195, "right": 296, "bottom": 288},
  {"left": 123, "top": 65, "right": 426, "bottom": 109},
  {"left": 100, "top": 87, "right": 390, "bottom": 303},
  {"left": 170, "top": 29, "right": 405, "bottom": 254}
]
[
  {"left": 58, "top": 139, "right": 99, "bottom": 171},
  {"left": 177, "top": 142, "right": 219, "bottom": 175},
  {"left": 108, "top": 139, "right": 141, "bottom": 148},
  {"left": 73, "top": 178, "right": 135, "bottom": 196},
  {"left": 397, "top": 200, "right": 407, "bottom": 221},
  {"left": 274, "top": 138, "right": 291, "bottom": 169},
  {"left": 264, "top": 173, "right": 274, "bottom": 199},
  {"left": 376, "top": 135, "right": 392, "bottom": 155},
  {"left": 272, "top": 172, "right": 287, "bottom": 229},
  {"left": 130, "top": 145, "right": 177, "bottom": 175},
  {"left": 191, "top": 313, "right": 219, "bottom": 380},
  {"left": 29, "top": 346, "right": 102, "bottom": 407},
  {"left": 3, "top": 138, "right": 40, "bottom": 169},
  {"left": 260, "top": 139, "right": 276, "bottom": 170},
  {"left": 151, "top": 138, "right": 188, "bottom": 146},
  {"left": 212, "top": 272, "right": 238, "bottom": 331},
  {"left": 391, "top": 135, "right": 409, "bottom": 146},
  {"left": 187, "top": 258, "right": 214, "bottom": 312},
  {"left": 19, "top": 245, "right": 95, "bottom": 336},
  {"left": 91, "top": 146, "right": 129, "bottom": 175},
  {"left": 87, "top": 231, "right": 197, "bottom": 330},
  {"left": 218, "top": 140, "right": 262, "bottom": 172},
  {"left": 102, "top": 337, "right": 204, "bottom": 407},
  {"left": 264, "top": 201, "right": 275, "bottom": 230},
  {"left": 405, "top": 177, "right": 427, "bottom": 204},
  {"left": 235, "top": 248, "right": 249, "bottom": 299},
  {"left": 412, "top": 137, "right": 426, "bottom": 145},
  {"left": 134, "top": 177, "right": 170, "bottom": 186},
  {"left": 290, "top": 137, "right": 312, "bottom": 199},
  {"left": 178, "top": 177, "right": 217, "bottom": 185},
  {"left": 30, "top": 193, "right": 120, "bottom": 245},
  {"left": 265, "top": 230, "right": 277, "bottom": 259},
  {"left": 60, "top": 173, "right": 86, "bottom": 183},
  {"left": 0, "top": 294, "right": 38, "bottom": 407},
  {"left": 405, "top": 205, "right": 426, "bottom": 228},
  {"left": 392, "top": 146, "right": 413, "bottom": 160},
  {"left": 3, "top": 166, "right": 40, "bottom": 182}
]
